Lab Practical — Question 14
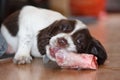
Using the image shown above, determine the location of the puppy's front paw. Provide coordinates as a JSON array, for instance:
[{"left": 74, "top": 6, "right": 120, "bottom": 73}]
[{"left": 13, "top": 55, "right": 32, "bottom": 64}]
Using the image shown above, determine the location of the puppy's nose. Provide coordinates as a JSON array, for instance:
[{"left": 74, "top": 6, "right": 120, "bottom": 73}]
[{"left": 57, "top": 37, "right": 68, "bottom": 48}]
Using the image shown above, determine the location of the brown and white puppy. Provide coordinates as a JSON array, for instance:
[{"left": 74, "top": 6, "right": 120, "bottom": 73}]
[{"left": 1, "top": 6, "right": 107, "bottom": 65}]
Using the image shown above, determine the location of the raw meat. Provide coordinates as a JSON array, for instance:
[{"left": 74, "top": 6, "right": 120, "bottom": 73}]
[{"left": 55, "top": 49, "right": 98, "bottom": 70}]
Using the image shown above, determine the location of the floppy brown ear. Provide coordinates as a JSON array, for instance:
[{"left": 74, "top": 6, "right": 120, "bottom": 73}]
[{"left": 86, "top": 38, "right": 107, "bottom": 65}]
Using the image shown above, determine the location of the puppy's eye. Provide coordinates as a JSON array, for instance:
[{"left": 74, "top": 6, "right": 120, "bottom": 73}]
[
  {"left": 77, "top": 39, "right": 81, "bottom": 44},
  {"left": 76, "top": 38, "right": 84, "bottom": 44}
]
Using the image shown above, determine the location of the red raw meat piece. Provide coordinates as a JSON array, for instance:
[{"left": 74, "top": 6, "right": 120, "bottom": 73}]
[{"left": 55, "top": 50, "right": 98, "bottom": 70}]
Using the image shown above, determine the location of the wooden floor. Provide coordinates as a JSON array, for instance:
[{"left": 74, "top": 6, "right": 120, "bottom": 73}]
[{"left": 0, "top": 14, "right": 120, "bottom": 80}]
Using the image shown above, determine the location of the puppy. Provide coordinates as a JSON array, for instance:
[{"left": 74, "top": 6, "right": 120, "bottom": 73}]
[{"left": 1, "top": 6, "right": 107, "bottom": 65}]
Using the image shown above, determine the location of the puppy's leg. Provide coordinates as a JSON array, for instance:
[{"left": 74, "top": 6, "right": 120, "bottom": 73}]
[{"left": 13, "top": 34, "right": 32, "bottom": 64}]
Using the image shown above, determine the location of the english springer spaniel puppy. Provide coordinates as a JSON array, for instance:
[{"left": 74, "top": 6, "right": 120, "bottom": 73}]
[{"left": 1, "top": 6, "right": 107, "bottom": 65}]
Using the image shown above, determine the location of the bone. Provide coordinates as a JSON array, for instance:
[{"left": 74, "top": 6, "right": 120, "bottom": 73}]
[{"left": 55, "top": 49, "right": 98, "bottom": 70}]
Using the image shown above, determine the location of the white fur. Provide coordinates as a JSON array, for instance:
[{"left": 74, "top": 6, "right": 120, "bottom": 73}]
[
  {"left": 69, "top": 20, "right": 87, "bottom": 35},
  {"left": 1, "top": 6, "right": 86, "bottom": 64},
  {"left": 1, "top": 25, "right": 18, "bottom": 52}
]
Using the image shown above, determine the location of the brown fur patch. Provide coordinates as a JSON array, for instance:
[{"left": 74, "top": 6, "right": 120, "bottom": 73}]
[{"left": 3, "top": 11, "right": 20, "bottom": 36}]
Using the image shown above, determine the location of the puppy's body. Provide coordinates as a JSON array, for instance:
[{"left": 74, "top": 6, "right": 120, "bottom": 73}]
[
  {"left": 1, "top": 6, "right": 107, "bottom": 64},
  {"left": 1, "top": 6, "right": 65, "bottom": 54}
]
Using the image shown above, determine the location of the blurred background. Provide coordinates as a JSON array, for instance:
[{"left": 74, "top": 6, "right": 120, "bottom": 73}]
[
  {"left": 0, "top": 0, "right": 120, "bottom": 24},
  {"left": 0, "top": 1, "right": 120, "bottom": 79}
]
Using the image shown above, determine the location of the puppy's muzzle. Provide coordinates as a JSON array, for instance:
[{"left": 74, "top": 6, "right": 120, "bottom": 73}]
[{"left": 43, "top": 37, "right": 69, "bottom": 64}]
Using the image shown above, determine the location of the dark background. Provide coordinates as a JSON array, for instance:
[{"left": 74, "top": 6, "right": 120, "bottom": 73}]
[
  {"left": 0, "top": 0, "right": 49, "bottom": 25},
  {"left": 0, "top": 0, "right": 120, "bottom": 26}
]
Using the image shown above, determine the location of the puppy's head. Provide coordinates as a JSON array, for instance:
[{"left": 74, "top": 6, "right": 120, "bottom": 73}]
[{"left": 37, "top": 19, "right": 107, "bottom": 65}]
